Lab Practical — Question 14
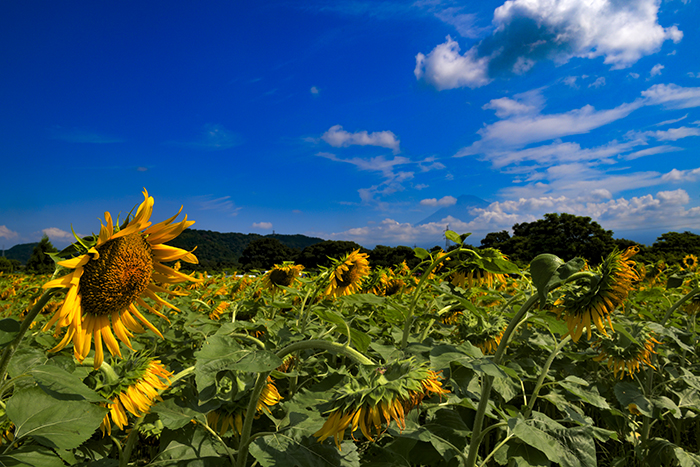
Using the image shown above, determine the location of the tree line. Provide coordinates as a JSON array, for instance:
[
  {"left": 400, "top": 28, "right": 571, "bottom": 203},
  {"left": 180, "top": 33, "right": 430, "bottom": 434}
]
[{"left": 7, "top": 213, "right": 700, "bottom": 274}]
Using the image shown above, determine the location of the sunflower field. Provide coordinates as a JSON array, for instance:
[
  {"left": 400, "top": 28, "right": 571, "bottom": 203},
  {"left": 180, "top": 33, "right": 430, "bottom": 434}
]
[{"left": 0, "top": 191, "right": 700, "bottom": 467}]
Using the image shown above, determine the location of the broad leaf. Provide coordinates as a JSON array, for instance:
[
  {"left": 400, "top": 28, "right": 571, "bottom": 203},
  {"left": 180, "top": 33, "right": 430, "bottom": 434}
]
[
  {"left": 250, "top": 433, "right": 360, "bottom": 467},
  {"left": 30, "top": 365, "right": 107, "bottom": 402},
  {"left": 7, "top": 387, "right": 107, "bottom": 450},
  {"left": 0, "top": 318, "right": 20, "bottom": 348},
  {"left": 0, "top": 444, "right": 67, "bottom": 467},
  {"left": 152, "top": 398, "right": 206, "bottom": 430}
]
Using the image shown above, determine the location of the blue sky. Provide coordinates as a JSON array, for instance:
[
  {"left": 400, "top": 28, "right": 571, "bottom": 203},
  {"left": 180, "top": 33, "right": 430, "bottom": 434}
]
[{"left": 2, "top": 0, "right": 699, "bottom": 251}]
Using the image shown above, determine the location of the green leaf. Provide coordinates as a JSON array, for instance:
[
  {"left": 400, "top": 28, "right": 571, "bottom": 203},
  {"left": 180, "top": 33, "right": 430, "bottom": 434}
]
[
  {"left": 504, "top": 440, "right": 551, "bottom": 467},
  {"left": 7, "top": 387, "right": 107, "bottom": 450},
  {"left": 445, "top": 230, "right": 463, "bottom": 245},
  {"left": 0, "top": 444, "right": 67, "bottom": 467},
  {"left": 614, "top": 382, "right": 652, "bottom": 417},
  {"left": 250, "top": 433, "right": 360, "bottom": 467},
  {"left": 152, "top": 398, "right": 206, "bottom": 430},
  {"left": 194, "top": 334, "right": 283, "bottom": 400},
  {"left": 314, "top": 309, "right": 371, "bottom": 352},
  {"left": 413, "top": 247, "right": 430, "bottom": 260},
  {"left": 667, "top": 270, "right": 694, "bottom": 289},
  {"left": 30, "top": 365, "right": 107, "bottom": 402},
  {"left": 558, "top": 382, "right": 609, "bottom": 409},
  {"left": 8, "top": 348, "right": 47, "bottom": 378},
  {"left": 0, "top": 318, "right": 20, "bottom": 348},
  {"left": 339, "top": 293, "right": 385, "bottom": 306},
  {"left": 153, "top": 424, "right": 229, "bottom": 466}
]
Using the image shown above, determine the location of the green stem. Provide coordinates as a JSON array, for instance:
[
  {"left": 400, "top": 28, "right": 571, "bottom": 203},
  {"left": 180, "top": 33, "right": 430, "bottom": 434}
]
[
  {"left": 119, "top": 414, "right": 144, "bottom": 467},
  {"left": 479, "top": 433, "right": 515, "bottom": 467},
  {"left": 523, "top": 335, "right": 571, "bottom": 418},
  {"left": 661, "top": 286, "right": 700, "bottom": 326},
  {"left": 235, "top": 340, "right": 374, "bottom": 467},
  {"left": 0, "top": 289, "right": 56, "bottom": 384},
  {"left": 465, "top": 294, "right": 539, "bottom": 467},
  {"left": 229, "top": 333, "right": 266, "bottom": 350},
  {"left": 199, "top": 419, "right": 237, "bottom": 466}
]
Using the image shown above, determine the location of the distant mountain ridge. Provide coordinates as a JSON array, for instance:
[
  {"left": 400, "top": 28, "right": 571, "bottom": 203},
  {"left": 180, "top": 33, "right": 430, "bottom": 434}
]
[
  {"left": 3, "top": 230, "right": 325, "bottom": 267},
  {"left": 418, "top": 195, "right": 490, "bottom": 225}
]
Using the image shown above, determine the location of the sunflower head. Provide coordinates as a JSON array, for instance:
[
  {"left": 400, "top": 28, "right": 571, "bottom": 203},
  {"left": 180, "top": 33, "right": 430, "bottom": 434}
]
[
  {"left": 457, "top": 313, "right": 508, "bottom": 355},
  {"left": 42, "top": 189, "right": 201, "bottom": 369},
  {"left": 324, "top": 250, "right": 371, "bottom": 298},
  {"left": 554, "top": 246, "right": 640, "bottom": 342},
  {"left": 262, "top": 263, "right": 304, "bottom": 292},
  {"left": 313, "top": 358, "right": 448, "bottom": 449},
  {"left": 593, "top": 322, "right": 660, "bottom": 379},
  {"left": 683, "top": 254, "right": 698, "bottom": 271}
]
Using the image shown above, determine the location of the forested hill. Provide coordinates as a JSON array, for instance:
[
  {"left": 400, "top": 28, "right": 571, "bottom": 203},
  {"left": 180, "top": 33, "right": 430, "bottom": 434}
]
[{"left": 166, "top": 229, "right": 325, "bottom": 270}]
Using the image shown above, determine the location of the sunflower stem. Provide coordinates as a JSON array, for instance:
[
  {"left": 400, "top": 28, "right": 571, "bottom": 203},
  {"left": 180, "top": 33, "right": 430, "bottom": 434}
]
[
  {"left": 276, "top": 339, "right": 374, "bottom": 366},
  {"left": 119, "top": 414, "right": 144, "bottom": 467},
  {"left": 236, "top": 371, "right": 270, "bottom": 467},
  {"left": 523, "top": 335, "right": 571, "bottom": 418},
  {"left": 660, "top": 286, "right": 700, "bottom": 326},
  {"left": 0, "top": 289, "right": 56, "bottom": 384},
  {"left": 465, "top": 294, "right": 539, "bottom": 467}
]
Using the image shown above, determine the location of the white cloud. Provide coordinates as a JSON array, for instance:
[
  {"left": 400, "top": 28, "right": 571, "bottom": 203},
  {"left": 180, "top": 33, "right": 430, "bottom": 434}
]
[
  {"left": 414, "top": 36, "right": 492, "bottom": 90},
  {"left": 655, "top": 114, "right": 688, "bottom": 126},
  {"left": 649, "top": 63, "right": 664, "bottom": 77},
  {"left": 416, "top": 0, "right": 682, "bottom": 89},
  {"left": 420, "top": 196, "right": 457, "bottom": 207},
  {"left": 191, "top": 195, "right": 241, "bottom": 216},
  {"left": 588, "top": 77, "right": 606, "bottom": 88},
  {"left": 310, "top": 86, "right": 320, "bottom": 95},
  {"left": 0, "top": 226, "right": 18, "bottom": 240},
  {"left": 42, "top": 227, "right": 73, "bottom": 241},
  {"left": 481, "top": 89, "right": 544, "bottom": 118},
  {"left": 252, "top": 222, "right": 273, "bottom": 229},
  {"left": 628, "top": 72, "right": 640, "bottom": 79},
  {"left": 330, "top": 190, "right": 700, "bottom": 247},
  {"left": 642, "top": 83, "right": 700, "bottom": 109},
  {"left": 321, "top": 125, "right": 401, "bottom": 153},
  {"left": 634, "top": 126, "right": 700, "bottom": 141},
  {"left": 623, "top": 145, "right": 682, "bottom": 160},
  {"left": 456, "top": 100, "right": 643, "bottom": 157},
  {"left": 433, "top": 7, "right": 490, "bottom": 39},
  {"left": 662, "top": 167, "right": 700, "bottom": 182},
  {"left": 562, "top": 76, "right": 579, "bottom": 88}
]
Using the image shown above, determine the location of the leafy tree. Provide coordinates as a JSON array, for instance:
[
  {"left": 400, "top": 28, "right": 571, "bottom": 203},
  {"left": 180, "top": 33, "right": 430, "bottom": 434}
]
[
  {"left": 239, "top": 238, "right": 297, "bottom": 271},
  {"left": 480, "top": 213, "right": 618, "bottom": 265},
  {"left": 369, "top": 245, "right": 420, "bottom": 269},
  {"left": 0, "top": 256, "right": 20, "bottom": 273},
  {"left": 646, "top": 231, "right": 700, "bottom": 266},
  {"left": 297, "top": 240, "right": 369, "bottom": 270},
  {"left": 25, "top": 236, "right": 58, "bottom": 274}
]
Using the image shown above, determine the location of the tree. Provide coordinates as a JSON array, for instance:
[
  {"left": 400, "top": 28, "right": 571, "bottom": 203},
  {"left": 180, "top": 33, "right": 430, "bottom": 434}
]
[
  {"left": 646, "top": 231, "right": 700, "bottom": 265},
  {"left": 25, "top": 236, "right": 58, "bottom": 274},
  {"left": 369, "top": 245, "right": 420, "bottom": 269},
  {"left": 0, "top": 257, "right": 20, "bottom": 273},
  {"left": 297, "top": 240, "right": 369, "bottom": 270},
  {"left": 238, "top": 238, "right": 297, "bottom": 271},
  {"left": 480, "top": 213, "right": 619, "bottom": 265}
]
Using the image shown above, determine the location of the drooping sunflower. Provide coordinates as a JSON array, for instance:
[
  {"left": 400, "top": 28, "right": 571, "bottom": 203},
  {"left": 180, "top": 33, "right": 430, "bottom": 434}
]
[
  {"left": 100, "top": 359, "right": 173, "bottom": 436},
  {"left": 324, "top": 250, "right": 371, "bottom": 298},
  {"left": 449, "top": 249, "right": 508, "bottom": 290},
  {"left": 262, "top": 263, "right": 304, "bottom": 293},
  {"left": 206, "top": 376, "right": 282, "bottom": 437},
  {"left": 593, "top": 323, "right": 661, "bottom": 379},
  {"left": 457, "top": 313, "right": 508, "bottom": 355},
  {"left": 553, "top": 246, "right": 640, "bottom": 342},
  {"left": 42, "top": 189, "right": 200, "bottom": 369},
  {"left": 314, "top": 359, "right": 448, "bottom": 449}
]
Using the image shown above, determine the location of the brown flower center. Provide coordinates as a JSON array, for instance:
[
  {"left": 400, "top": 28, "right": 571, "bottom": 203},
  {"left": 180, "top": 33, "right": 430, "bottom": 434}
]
[
  {"left": 80, "top": 233, "right": 153, "bottom": 316},
  {"left": 337, "top": 264, "right": 360, "bottom": 288},
  {"left": 269, "top": 268, "right": 295, "bottom": 287}
]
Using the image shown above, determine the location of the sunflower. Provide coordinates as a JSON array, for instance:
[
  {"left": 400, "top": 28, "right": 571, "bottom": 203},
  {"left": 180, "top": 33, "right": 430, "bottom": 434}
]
[
  {"left": 209, "top": 301, "right": 230, "bottom": 320},
  {"left": 42, "top": 189, "right": 200, "bottom": 369},
  {"left": 683, "top": 254, "right": 698, "bottom": 271},
  {"left": 314, "top": 359, "right": 448, "bottom": 449},
  {"left": 593, "top": 323, "right": 660, "bottom": 379},
  {"left": 449, "top": 249, "right": 508, "bottom": 289},
  {"left": 457, "top": 313, "right": 508, "bottom": 355},
  {"left": 553, "top": 246, "right": 640, "bottom": 342},
  {"left": 325, "top": 250, "right": 371, "bottom": 298},
  {"left": 206, "top": 376, "right": 282, "bottom": 437},
  {"left": 100, "top": 359, "right": 173, "bottom": 436},
  {"left": 262, "top": 263, "right": 304, "bottom": 292}
]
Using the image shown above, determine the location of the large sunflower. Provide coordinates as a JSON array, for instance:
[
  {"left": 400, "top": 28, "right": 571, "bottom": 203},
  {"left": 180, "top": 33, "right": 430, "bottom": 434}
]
[
  {"left": 42, "top": 189, "right": 200, "bottom": 369},
  {"left": 593, "top": 323, "right": 660, "bottom": 379},
  {"left": 554, "top": 246, "right": 640, "bottom": 342},
  {"left": 325, "top": 250, "right": 371, "bottom": 298},
  {"left": 262, "top": 263, "right": 304, "bottom": 293}
]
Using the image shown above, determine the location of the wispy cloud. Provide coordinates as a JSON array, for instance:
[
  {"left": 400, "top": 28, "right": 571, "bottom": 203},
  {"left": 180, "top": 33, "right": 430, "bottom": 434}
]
[
  {"left": 415, "top": 0, "right": 682, "bottom": 89},
  {"left": 321, "top": 125, "right": 401, "bottom": 153},
  {"left": 42, "top": 227, "right": 73, "bottom": 241},
  {"left": 191, "top": 194, "right": 241, "bottom": 216},
  {"left": 166, "top": 124, "right": 242, "bottom": 150},
  {"left": 642, "top": 84, "right": 700, "bottom": 109},
  {"left": 49, "top": 127, "right": 124, "bottom": 143},
  {"left": 252, "top": 221, "right": 273, "bottom": 229},
  {"left": 0, "top": 226, "right": 18, "bottom": 240}
]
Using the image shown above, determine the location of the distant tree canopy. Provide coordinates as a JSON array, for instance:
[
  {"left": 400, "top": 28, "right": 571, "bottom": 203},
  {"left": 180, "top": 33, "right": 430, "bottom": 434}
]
[
  {"left": 644, "top": 231, "right": 700, "bottom": 265},
  {"left": 0, "top": 257, "right": 20, "bottom": 273},
  {"left": 238, "top": 238, "right": 298, "bottom": 271},
  {"left": 480, "top": 213, "right": 621, "bottom": 265},
  {"left": 25, "top": 236, "right": 57, "bottom": 274},
  {"left": 297, "top": 240, "right": 369, "bottom": 270},
  {"left": 368, "top": 245, "right": 421, "bottom": 270}
]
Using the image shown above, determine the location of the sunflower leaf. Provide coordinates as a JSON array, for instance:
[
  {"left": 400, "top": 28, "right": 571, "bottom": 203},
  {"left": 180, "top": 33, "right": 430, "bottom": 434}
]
[
  {"left": 7, "top": 386, "right": 107, "bottom": 450},
  {"left": 250, "top": 432, "right": 360, "bottom": 467},
  {"left": 0, "top": 318, "right": 20, "bottom": 348},
  {"left": 30, "top": 365, "right": 108, "bottom": 402},
  {"left": 0, "top": 444, "right": 67, "bottom": 467}
]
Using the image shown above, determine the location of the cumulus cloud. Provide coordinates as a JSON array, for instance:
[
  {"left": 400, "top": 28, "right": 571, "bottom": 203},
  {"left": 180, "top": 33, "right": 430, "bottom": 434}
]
[
  {"left": 649, "top": 64, "right": 664, "bottom": 77},
  {"left": 416, "top": 0, "right": 682, "bottom": 89},
  {"left": 662, "top": 167, "right": 700, "bottom": 182},
  {"left": 420, "top": 196, "right": 457, "bottom": 207},
  {"left": 252, "top": 222, "right": 273, "bottom": 229},
  {"left": 310, "top": 86, "right": 320, "bottom": 95},
  {"left": 42, "top": 227, "right": 73, "bottom": 241},
  {"left": 330, "top": 190, "right": 700, "bottom": 247},
  {"left": 0, "top": 226, "right": 18, "bottom": 240},
  {"left": 321, "top": 125, "right": 401, "bottom": 153},
  {"left": 588, "top": 77, "right": 606, "bottom": 88},
  {"left": 414, "top": 36, "right": 492, "bottom": 90}
]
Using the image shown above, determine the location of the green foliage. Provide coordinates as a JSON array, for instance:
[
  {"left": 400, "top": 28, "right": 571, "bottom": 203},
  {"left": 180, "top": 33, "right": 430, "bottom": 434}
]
[
  {"left": 297, "top": 240, "right": 369, "bottom": 269},
  {"left": 25, "top": 236, "right": 57, "bottom": 274},
  {"left": 239, "top": 238, "right": 299, "bottom": 271}
]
